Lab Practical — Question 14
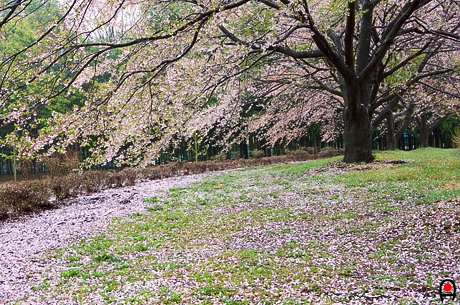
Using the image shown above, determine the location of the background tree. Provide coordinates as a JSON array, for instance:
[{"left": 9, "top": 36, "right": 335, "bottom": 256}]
[{"left": 0, "top": 0, "right": 86, "bottom": 170}]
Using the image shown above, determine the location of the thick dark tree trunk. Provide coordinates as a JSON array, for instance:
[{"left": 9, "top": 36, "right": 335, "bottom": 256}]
[{"left": 343, "top": 103, "right": 374, "bottom": 163}]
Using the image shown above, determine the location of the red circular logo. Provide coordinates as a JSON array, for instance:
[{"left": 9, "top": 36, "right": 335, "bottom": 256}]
[{"left": 444, "top": 282, "right": 453, "bottom": 292}]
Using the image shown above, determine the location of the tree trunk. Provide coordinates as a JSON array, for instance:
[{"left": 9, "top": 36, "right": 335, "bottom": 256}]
[
  {"left": 240, "top": 141, "right": 248, "bottom": 159},
  {"left": 343, "top": 103, "right": 374, "bottom": 163},
  {"left": 419, "top": 113, "right": 429, "bottom": 148},
  {"left": 387, "top": 113, "right": 396, "bottom": 150},
  {"left": 435, "top": 129, "right": 440, "bottom": 148},
  {"left": 394, "top": 102, "right": 415, "bottom": 148}
]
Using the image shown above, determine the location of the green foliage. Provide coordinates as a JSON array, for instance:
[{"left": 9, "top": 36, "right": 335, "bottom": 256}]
[
  {"left": 0, "top": 0, "right": 60, "bottom": 57},
  {"left": 385, "top": 53, "right": 425, "bottom": 88},
  {"left": 60, "top": 268, "right": 81, "bottom": 278},
  {"left": 0, "top": 0, "right": 85, "bottom": 158},
  {"left": 439, "top": 116, "right": 460, "bottom": 133},
  {"left": 250, "top": 149, "right": 265, "bottom": 159},
  {"left": 189, "top": 131, "right": 203, "bottom": 162},
  {"left": 93, "top": 253, "right": 123, "bottom": 264},
  {"left": 142, "top": 196, "right": 160, "bottom": 203},
  {"left": 0, "top": 21, "right": 36, "bottom": 57},
  {"left": 39, "top": 91, "right": 86, "bottom": 119},
  {"left": 452, "top": 127, "right": 460, "bottom": 149}
]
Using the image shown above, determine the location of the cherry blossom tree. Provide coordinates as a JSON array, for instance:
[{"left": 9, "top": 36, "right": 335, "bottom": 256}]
[
  {"left": 2, "top": 0, "right": 460, "bottom": 164},
  {"left": 372, "top": 42, "right": 460, "bottom": 150}
]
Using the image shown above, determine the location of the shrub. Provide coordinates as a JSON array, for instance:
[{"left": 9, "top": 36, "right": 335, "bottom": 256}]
[
  {"left": 181, "top": 162, "right": 196, "bottom": 175},
  {"left": 293, "top": 148, "right": 312, "bottom": 160},
  {"left": 232, "top": 151, "right": 241, "bottom": 160},
  {"left": 40, "top": 151, "right": 80, "bottom": 177},
  {"left": 138, "top": 166, "right": 162, "bottom": 180},
  {"left": 453, "top": 127, "right": 460, "bottom": 149},
  {"left": 0, "top": 180, "right": 53, "bottom": 217},
  {"left": 211, "top": 153, "right": 227, "bottom": 161},
  {"left": 50, "top": 176, "right": 73, "bottom": 200},
  {"left": 0, "top": 205, "right": 8, "bottom": 220},
  {"left": 116, "top": 168, "right": 138, "bottom": 186},
  {"left": 17, "top": 158, "right": 33, "bottom": 181},
  {"left": 318, "top": 147, "right": 344, "bottom": 158},
  {"left": 82, "top": 171, "right": 113, "bottom": 194},
  {"left": 251, "top": 149, "right": 265, "bottom": 159},
  {"left": 268, "top": 156, "right": 283, "bottom": 164}
]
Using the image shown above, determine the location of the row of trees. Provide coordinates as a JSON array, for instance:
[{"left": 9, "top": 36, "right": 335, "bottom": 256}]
[
  {"left": 0, "top": 0, "right": 459, "bottom": 166},
  {"left": 0, "top": 127, "right": 454, "bottom": 176},
  {"left": 1, "top": 122, "right": 456, "bottom": 177}
]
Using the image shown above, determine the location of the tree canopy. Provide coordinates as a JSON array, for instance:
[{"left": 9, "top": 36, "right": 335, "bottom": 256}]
[{"left": 1, "top": 0, "right": 459, "bottom": 165}]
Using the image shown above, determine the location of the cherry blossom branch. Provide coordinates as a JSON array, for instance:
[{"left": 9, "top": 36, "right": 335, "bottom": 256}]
[
  {"left": 0, "top": 0, "right": 79, "bottom": 93},
  {"left": 418, "top": 80, "right": 460, "bottom": 99},
  {"left": 360, "top": 0, "right": 431, "bottom": 83},
  {"left": 382, "top": 39, "right": 433, "bottom": 79},
  {"left": 218, "top": 25, "right": 323, "bottom": 59}
]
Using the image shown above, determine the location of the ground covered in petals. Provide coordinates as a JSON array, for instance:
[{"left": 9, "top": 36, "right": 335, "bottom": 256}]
[{"left": 5, "top": 148, "right": 460, "bottom": 304}]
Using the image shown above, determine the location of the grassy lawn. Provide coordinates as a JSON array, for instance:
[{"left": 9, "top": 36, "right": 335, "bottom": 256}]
[{"left": 15, "top": 148, "right": 460, "bottom": 304}]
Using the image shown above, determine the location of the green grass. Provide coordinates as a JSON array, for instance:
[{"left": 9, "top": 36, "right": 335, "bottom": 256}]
[
  {"left": 335, "top": 148, "right": 460, "bottom": 203},
  {"left": 17, "top": 148, "right": 460, "bottom": 304}
]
